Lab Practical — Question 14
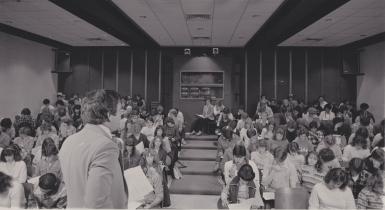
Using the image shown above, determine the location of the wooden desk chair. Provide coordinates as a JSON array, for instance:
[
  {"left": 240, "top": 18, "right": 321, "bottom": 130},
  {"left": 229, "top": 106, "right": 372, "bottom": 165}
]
[{"left": 274, "top": 187, "right": 309, "bottom": 209}]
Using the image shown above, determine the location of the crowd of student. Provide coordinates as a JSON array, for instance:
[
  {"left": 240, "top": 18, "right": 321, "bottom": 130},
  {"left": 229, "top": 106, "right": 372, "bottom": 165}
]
[
  {"left": 0, "top": 92, "right": 188, "bottom": 208},
  {"left": 195, "top": 95, "right": 384, "bottom": 209},
  {"left": 0, "top": 90, "right": 384, "bottom": 209}
]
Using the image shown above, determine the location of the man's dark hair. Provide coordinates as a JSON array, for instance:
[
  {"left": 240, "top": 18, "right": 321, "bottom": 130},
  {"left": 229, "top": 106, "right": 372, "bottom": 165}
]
[{"left": 81, "top": 89, "right": 120, "bottom": 125}]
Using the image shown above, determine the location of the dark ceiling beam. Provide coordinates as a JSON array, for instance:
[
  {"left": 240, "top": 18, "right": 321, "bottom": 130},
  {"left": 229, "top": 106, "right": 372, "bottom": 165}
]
[
  {"left": 246, "top": 0, "right": 350, "bottom": 48},
  {"left": 50, "top": 0, "right": 159, "bottom": 48},
  {"left": 0, "top": 23, "right": 73, "bottom": 50},
  {"left": 341, "top": 32, "right": 385, "bottom": 50}
]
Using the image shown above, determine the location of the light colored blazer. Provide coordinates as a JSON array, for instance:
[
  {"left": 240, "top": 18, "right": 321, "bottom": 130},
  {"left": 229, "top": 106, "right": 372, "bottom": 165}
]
[{"left": 59, "top": 124, "right": 128, "bottom": 208}]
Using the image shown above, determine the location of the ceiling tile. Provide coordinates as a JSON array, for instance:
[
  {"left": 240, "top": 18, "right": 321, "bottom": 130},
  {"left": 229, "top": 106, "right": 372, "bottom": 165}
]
[
  {"left": 0, "top": 0, "right": 126, "bottom": 46},
  {"left": 279, "top": 0, "right": 385, "bottom": 47}
]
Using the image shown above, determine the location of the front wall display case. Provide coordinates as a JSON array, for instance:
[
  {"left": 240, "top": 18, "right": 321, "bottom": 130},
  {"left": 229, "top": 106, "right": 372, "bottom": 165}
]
[{"left": 180, "top": 71, "right": 224, "bottom": 99}]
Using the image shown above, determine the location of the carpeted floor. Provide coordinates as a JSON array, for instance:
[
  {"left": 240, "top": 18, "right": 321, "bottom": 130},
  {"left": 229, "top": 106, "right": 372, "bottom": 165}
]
[{"left": 168, "top": 135, "right": 221, "bottom": 209}]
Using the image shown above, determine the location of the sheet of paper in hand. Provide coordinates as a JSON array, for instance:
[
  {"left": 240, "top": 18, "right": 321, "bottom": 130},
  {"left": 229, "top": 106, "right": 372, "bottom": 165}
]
[
  {"left": 124, "top": 166, "right": 154, "bottom": 202},
  {"left": 135, "top": 141, "right": 145, "bottom": 154},
  {"left": 195, "top": 114, "right": 205, "bottom": 118},
  {"left": 127, "top": 201, "right": 143, "bottom": 209},
  {"left": 228, "top": 203, "right": 251, "bottom": 210}
]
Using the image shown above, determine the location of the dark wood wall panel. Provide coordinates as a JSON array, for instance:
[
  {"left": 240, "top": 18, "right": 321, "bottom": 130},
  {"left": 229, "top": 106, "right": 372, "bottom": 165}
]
[
  {"left": 132, "top": 49, "right": 145, "bottom": 97},
  {"left": 276, "top": 49, "right": 290, "bottom": 100},
  {"left": 60, "top": 46, "right": 357, "bottom": 111},
  {"left": 339, "top": 77, "right": 356, "bottom": 102},
  {"left": 308, "top": 49, "right": 322, "bottom": 103},
  {"left": 89, "top": 50, "right": 102, "bottom": 91},
  {"left": 68, "top": 50, "right": 89, "bottom": 95},
  {"left": 118, "top": 49, "right": 131, "bottom": 96},
  {"left": 162, "top": 55, "right": 173, "bottom": 111},
  {"left": 323, "top": 48, "right": 341, "bottom": 103},
  {"left": 292, "top": 49, "right": 306, "bottom": 101},
  {"left": 247, "top": 50, "right": 260, "bottom": 115},
  {"left": 103, "top": 49, "right": 117, "bottom": 90},
  {"left": 261, "top": 49, "right": 275, "bottom": 99},
  {"left": 147, "top": 50, "right": 160, "bottom": 103}
]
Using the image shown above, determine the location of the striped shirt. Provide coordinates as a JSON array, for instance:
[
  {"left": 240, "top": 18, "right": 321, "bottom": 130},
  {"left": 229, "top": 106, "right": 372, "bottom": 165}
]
[
  {"left": 300, "top": 165, "right": 325, "bottom": 192},
  {"left": 356, "top": 188, "right": 383, "bottom": 209}
]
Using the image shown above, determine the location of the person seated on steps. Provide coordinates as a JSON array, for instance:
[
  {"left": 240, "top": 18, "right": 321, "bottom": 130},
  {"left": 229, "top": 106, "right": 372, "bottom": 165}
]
[
  {"left": 216, "top": 107, "right": 234, "bottom": 136},
  {"left": 190, "top": 98, "right": 215, "bottom": 136},
  {"left": 214, "top": 125, "right": 238, "bottom": 174},
  {"left": 218, "top": 164, "right": 264, "bottom": 209}
]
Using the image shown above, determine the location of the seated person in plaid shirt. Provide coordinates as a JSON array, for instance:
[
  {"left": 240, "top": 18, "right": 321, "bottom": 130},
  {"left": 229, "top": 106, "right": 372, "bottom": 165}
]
[
  {"left": 33, "top": 173, "right": 67, "bottom": 208},
  {"left": 347, "top": 158, "right": 366, "bottom": 200},
  {"left": 14, "top": 108, "right": 35, "bottom": 136}
]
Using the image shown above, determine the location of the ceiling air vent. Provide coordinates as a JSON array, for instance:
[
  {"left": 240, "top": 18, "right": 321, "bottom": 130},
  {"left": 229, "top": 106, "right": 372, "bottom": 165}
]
[
  {"left": 86, "top": 37, "right": 106, "bottom": 41},
  {"left": 303, "top": 38, "right": 323, "bottom": 42},
  {"left": 192, "top": 36, "right": 211, "bottom": 40},
  {"left": 185, "top": 14, "right": 211, "bottom": 21}
]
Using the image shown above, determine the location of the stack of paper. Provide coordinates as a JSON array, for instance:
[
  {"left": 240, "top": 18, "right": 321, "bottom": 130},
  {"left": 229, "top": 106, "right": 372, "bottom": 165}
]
[
  {"left": 263, "top": 191, "right": 275, "bottom": 200},
  {"left": 28, "top": 176, "right": 40, "bottom": 187},
  {"left": 124, "top": 166, "right": 153, "bottom": 202}
]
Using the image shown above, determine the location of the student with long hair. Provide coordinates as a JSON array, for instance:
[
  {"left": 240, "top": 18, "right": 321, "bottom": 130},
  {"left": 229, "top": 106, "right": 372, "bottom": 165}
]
[
  {"left": 139, "top": 150, "right": 164, "bottom": 209},
  {"left": 122, "top": 135, "right": 143, "bottom": 170},
  {"left": 316, "top": 135, "right": 343, "bottom": 161},
  {"left": 266, "top": 127, "right": 289, "bottom": 153},
  {"left": 314, "top": 148, "right": 341, "bottom": 175},
  {"left": 309, "top": 168, "right": 356, "bottom": 209},
  {"left": 34, "top": 137, "right": 62, "bottom": 180},
  {"left": 287, "top": 142, "right": 305, "bottom": 173},
  {"left": 300, "top": 151, "right": 324, "bottom": 192},
  {"left": 262, "top": 146, "right": 298, "bottom": 190},
  {"left": 342, "top": 135, "right": 370, "bottom": 163},
  {"left": 219, "top": 164, "right": 264, "bottom": 209},
  {"left": 250, "top": 140, "right": 274, "bottom": 170},
  {"left": 0, "top": 145, "right": 27, "bottom": 183}
]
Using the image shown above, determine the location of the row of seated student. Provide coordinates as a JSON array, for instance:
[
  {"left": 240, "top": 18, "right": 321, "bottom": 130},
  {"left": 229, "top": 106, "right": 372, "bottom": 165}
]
[
  {"left": 202, "top": 94, "right": 384, "bottom": 209},
  {"left": 0, "top": 90, "right": 384, "bottom": 209},
  {"left": 0, "top": 92, "right": 186, "bottom": 208}
]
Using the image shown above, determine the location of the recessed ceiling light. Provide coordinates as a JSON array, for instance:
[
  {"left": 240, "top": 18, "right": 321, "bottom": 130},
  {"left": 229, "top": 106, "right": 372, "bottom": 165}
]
[
  {"left": 4, "top": 20, "right": 13, "bottom": 24},
  {"left": 197, "top": 27, "right": 204, "bottom": 31},
  {"left": 325, "top": 18, "right": 333, "bottom": 22},
  {"left": 252, "top": 14, "right": 260, "bottom": 18},
  {"left": 360, "top": 34, "right": 367, "bottom": 37},
  {"left": 139, "top": 15, "right": 147, "bottom": 19}
]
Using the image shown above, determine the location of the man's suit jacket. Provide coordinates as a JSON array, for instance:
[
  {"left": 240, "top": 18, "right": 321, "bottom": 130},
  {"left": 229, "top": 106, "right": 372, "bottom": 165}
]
[{"left": 59, "top": 124, "right": 128, "bottom": 208}]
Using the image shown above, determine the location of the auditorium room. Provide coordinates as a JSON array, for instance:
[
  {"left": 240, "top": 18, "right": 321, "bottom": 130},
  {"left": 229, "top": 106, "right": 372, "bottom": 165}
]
[{"left": 0, "top": 0, "right": 384, "bottom": 209}]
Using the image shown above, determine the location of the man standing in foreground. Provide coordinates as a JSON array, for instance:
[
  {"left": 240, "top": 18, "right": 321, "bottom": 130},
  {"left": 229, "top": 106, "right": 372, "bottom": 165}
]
[{"left": 59, "top": 89, "right": 128, "bottom": 208}]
